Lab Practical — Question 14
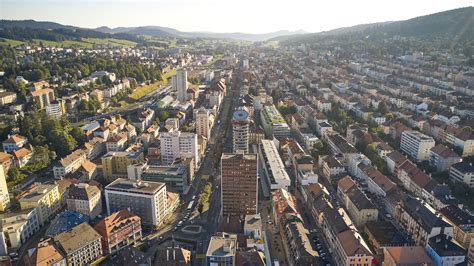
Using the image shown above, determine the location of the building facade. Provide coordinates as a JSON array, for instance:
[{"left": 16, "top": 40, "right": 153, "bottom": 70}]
[
  {"left": 221, "top": 153, "right": 258, "bottom": 217},
  {"left": 105, "top": 179, "right": 167, "bottom": 228}
]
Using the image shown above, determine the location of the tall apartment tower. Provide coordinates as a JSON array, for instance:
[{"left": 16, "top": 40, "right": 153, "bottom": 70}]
[
  {"left": 0, "top": 165, "right": 10, "bottom": 211},
  {"left": 232, "top": 108, "right": 250, "bottom": 154},
  {"left": 221, "top": 153, "right": 258, "bottom": 217},
  {"left": 195, "top": 107, "right": 211, "bottom": 140},
  {"left": 174, "top": 69, "right": 188, "bottom": 103}
]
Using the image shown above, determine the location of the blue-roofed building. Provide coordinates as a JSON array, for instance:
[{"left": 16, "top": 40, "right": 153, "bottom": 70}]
[
  {"left": 45, "top": 210, "right": 90, "bottom": 237},
  {"left": 395, "top": 196, "right": 454, "bottom": 247},
  {"left": 426, "top": 234, "right": 466, "bottom": 266}
]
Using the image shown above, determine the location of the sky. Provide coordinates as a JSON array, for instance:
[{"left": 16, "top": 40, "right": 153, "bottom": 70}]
[{"left": 1, "top": 0, "right": 473, "bottom": 34}]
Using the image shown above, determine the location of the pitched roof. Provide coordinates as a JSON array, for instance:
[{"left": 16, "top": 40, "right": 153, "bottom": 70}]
[
  {"left": 55, "top": 222, "right": 101, "bottom": 254},
  {"left": 2, "top": 134, "right": 27, "bottom": 144},
  {"left": 430, "top": 144, "right": 460, "bottom": 159},
  {"left": 336, "top": 230, "right": 372, "bottom": 257},
  {"left": 29, "top": 238, "right": 65, "bottom": 266},
  {"left": 386, "top": 151, "right": 408, "bottom": 165},
  {"left": 338, "top": 176, "right": 356, "bottom": 194},
  {"left": 94, "top": 209, "right": 140, "bottom": 237},
  {"left": 384, "top": 246, "right": 433, "bottom": 264}
]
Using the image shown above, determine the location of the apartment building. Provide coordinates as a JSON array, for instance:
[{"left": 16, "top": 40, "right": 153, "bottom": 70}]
[
  {"left": 195, "top": 107, "right": 214, "bottom": 140},
  {"left": 400, "top": 131, "right": 435, "bottom": 162},
  {"left": 395, "top": 197, "right": 453, "bottom": 247},
  {"left": 53, "top": 149, "right": 87, "bottom": 179},
  {"left": 141, "top": 164, "right": 189, "bottom": 193},
  {"left": 66, "top": 183, "right": 103, "bottom": 219},
  {"left": 101, "top": 150, "right": 144, "bottom": 181},
  {"left": 105, "top": 179, "right": 167, "bottom": 228},
  {"left": 232, "top": 108, "right": 250, "bottom": 153},
  {"left": 0, "top": 165, "right": 9, "bottom": 211},
  {"left": 55, "top": 222, "right": 103, "bottom": 266},
  {"left": 26, "top": 238, "right": 66, "bottom": 266},
  {"left": 94, "top": 209, "right": 142, "bottom": 254},
  {"left": 383, "top": 246, "right": 434, "bottom": 266},
  {"left": 258, "top": 139, "right": 291, "bottom": 190},
  {"left": 221, "top": 153, "right": 258, "bottom": 216},
  {"left": 106, "top": 133, "right": 128, "bottom": 152},
  {"left": 206, "top": 233, "right": 237, "bottom": 266},
  {"left": 440, "top": 204, "right": 474, "bottom": 264},
  {"left": 429, "top": 144, "right": 461, "bottom": 172},
  {"left": 18, "top": 183, "right": 60, "bottom": 226},
  {"left": 30, "top": 88, "right": 55, "bottom": 109},
  {"left": 160, "top": 131, "right": 199, "bottom": 167},
  {"left": 260, "top": 105, "right": 290, "bottom": 138},
  {"left": 449, "top": 161, "right": 474, "bottom": 187},
  {"left": 338, "top": 176, "right": 379, "bottom": 227},
  {"left": 0, "top": 208, "right": 39, "bottom": 250}
]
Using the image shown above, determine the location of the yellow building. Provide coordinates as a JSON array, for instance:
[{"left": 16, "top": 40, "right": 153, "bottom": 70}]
[
  {"left": 101, "top": 151, "right": 144, "bottom": 181},
  {"left": 18, "top": 183, "right": 60, "bottom": 226}
]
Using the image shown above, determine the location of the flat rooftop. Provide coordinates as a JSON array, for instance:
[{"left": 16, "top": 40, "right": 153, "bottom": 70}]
[{"left": 106, "top": 178, "right": 165, "bottom": 195}]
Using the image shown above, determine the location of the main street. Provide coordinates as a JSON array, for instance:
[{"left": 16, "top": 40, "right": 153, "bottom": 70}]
[{"left": 140, "top": 67, "right": 240, "bottom": 265}]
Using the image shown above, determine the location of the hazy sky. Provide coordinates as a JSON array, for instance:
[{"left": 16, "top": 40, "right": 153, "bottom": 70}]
[{"left": 1, "top": 0, "right": 473, "bottom": 33}]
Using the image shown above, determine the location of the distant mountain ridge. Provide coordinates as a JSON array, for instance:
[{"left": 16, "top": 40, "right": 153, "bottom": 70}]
[
  {"left": 0, "top": 20, "right": 307, "bottom": 41},
  {"left": 279, "top": 6, "right": 474, "bottom": 43}
]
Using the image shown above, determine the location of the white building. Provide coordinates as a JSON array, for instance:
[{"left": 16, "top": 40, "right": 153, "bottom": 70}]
[
  {"left": 232, "top": 109, "right": 250, "bottom": 153},
  {"left": 450, "top": 162, "right": 474, "bottom": 188},
  {"left": 400, "top": 131, "right": 435, "bottom": 162},
  {"left": 45, "top": 100, "right": 63, "bottom": 118},
  {"left": 160, "top": 131, "right": 199, "bottom": 167},
  {"left": 0, "top": 208, "right": 39, "bottom": 250},
  {"left": 258, "top": 139, "right": 291, "bottom": 190},
  {"left": 174, "top": 69, "right": 188, "bottom": 103},
  {"left": 105, "top": 179, "right": 168, "bottom": 228}
]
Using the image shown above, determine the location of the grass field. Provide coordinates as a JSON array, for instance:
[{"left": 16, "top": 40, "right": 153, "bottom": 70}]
[
  {"left": 0, "top": 38, "right": 25, "bottom": 47},
  {"left": 128, "top": 82, "right": 160, "bottom": 100},
  {"left": 162, "top": 69, "right": 177, "bottom": 81},
  {"left": 0, "top": 38, "right": 138, "bottom": 49}
]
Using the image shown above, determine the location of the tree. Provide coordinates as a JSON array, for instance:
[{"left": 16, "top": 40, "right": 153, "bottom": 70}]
[
  {"left": 158, "top": 111, "right": 170, "bottom": 122},
  {"left": 70, "top": 126, "right": 86, "bottom": 146},
  {"left": 377, "top": 101, "right": 389, "bottom": 115},
  {"left": 7, "top": 166, "right": 22, "bottom": 183}
]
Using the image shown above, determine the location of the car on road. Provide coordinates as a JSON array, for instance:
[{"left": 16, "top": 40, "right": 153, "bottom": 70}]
[
  {"left": 173, "top": 226, "right": 178, "bottom": 231},
  {"left": 267, "top": 221, "right": 273, "bottom": 225},
  {"left": 177, "top": 221, "right": 183, "bottom": 227}
]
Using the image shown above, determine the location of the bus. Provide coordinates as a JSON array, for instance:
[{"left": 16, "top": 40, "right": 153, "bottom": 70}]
[{"left": 187, "top": 200, "right": 194, "bottom": 211}]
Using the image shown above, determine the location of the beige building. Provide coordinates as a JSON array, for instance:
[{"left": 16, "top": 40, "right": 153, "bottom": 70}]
[
  {"left": 338, "top": 176, "right": 378, "bottom": 227},
  {"left": 0, "top": 92, "right": 17, "bottom": 106},
  {"left": 0, "top": 165, "right": 9, "bottom": 211},
  {"left": 30, "top": 88, "right": 55, "bottom": 109},
  {"left": 195, "top": 107, "right": 214, "bottom": 140},
  {"left": 18, "top": 183, "right": 60, "bottom": 226},
  {"left": 66, "top": 183, "right": 102, "bottom": 219},
  {"left": 101, "top": 151, "right": 144, "bottom": 181},
  {"left": 55, "top": 222, "right": 103, "bottom": 266},
  {"left": 221, "top": 153, "right": 258, "bottom": 217},
  {"left": 53, "top": 149, "right": 87, "bottom": 179}
]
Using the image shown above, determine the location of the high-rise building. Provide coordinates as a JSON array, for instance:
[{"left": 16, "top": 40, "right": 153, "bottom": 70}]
[
  {"left": 221, "top": 153, "right": 258, "bottom": 217},
  {"left": 195, "top": 107, "right": 212, "bottom": 140},
  {"left": 104, "top": 178, "right": 167, "bottom": 228},
  {"left": 400, "top": 131, "right": 435, "bottom": 162},
  {"left": 174, "top": 69, "right": 188, "bottom": 103},
  {"left": 0, "top": 165, "right": 9, "bottom": 211},
  {"left": 232, "top": 108, "right": 250, "bottom": 153},
  {"left": 160, "top": 131, "right": 199, "bottom": 167}
]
